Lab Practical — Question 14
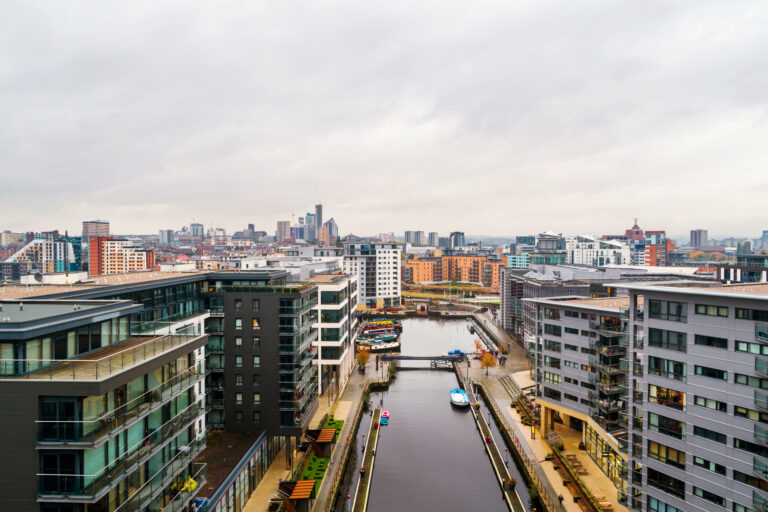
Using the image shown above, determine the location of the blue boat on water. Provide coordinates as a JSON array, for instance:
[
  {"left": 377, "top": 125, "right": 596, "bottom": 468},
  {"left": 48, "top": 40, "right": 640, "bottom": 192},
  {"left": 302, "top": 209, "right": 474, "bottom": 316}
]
[{"left": 450, "top": 388, "right": 470, "bottom": 408}]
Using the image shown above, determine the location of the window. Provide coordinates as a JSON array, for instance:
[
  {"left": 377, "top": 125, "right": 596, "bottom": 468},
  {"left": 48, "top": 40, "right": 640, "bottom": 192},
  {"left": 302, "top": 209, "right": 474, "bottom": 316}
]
[
  {"left": 565, "top": 344, "right": 578, "bottom": 351},
  {"left": 234, "top": 337, "right": 243, "bottom": 348},
  {"left": 253, "top": 393, "right": 261, "bottom": 405},
  {"left": 253, "top": 374, "right": 261, "bottom": 385},
  {"left": 564, "top": 310, "right": 579, "bottom": 318},
  {"left": 693, "top": 486, "right": 725, "bottom": 507},
  {"left": 735, "top": 437, "right": 768, "bottom": 458},
  {"left": 234, "top": 299, "right": 242, "bottom": 312},
  {"left": 581, "top": 330, "right": 590, "bottom": 337},
  {"left": 544, "top": 372, "right": 561, "bottom": 385},
  {"left": 580, "top": 381, "right": 595, "bottom": 390},
  {"left": 647, "top": 440, "right": 685, "bottom": 469},
  {"left": 235, "top": 355, "right": 243, "bottom": 368},
  {"left": 564, "top": 377, "right": 578, "bottom": 385},
  {"left": 694, "top": 334, "right": 727, "bottom": 349},
  {"left": 563, "top": 360, "right": 579, "bottom": 368},
  {"left": 736, "top": 373, "right": 768, "bottom": 389},
  {"left": 648, "top": 328, "right": 686, "bottom": 352},
  {"left": 695, "top": 365, "right": 727, "bottom": 381},
  {"left": 580, "top": 398, "right": 594, "bottom": 407},
  {"left": 235, "top": 393, "right": 243, "bottom": 405},
  {"left": 544, "top": 340, "right": 561, "bottom": 352},
  {"left": 544, "top": 308, "right": 561, "bottom": 320},
  {"left": 647, "top": 468, "right": 685, "bottom": 499},
  {"left": 693, "top": 456, "right": 726, "bottom": 475},
  {"left": 252, "top": 299, "right": 260, "bottom": 311},
  {"left": 252, "top": 319, "right": 260, "bottom": 330},
  {"left": 695, "top": 304, "right": 728, "bottom": 317},
  {"left": 543, "top": 387, "right": 561, "bottom": 401},
  {"left": 648, "top": 496, "right": 682, "bottom": 512},
  {"left": 235, "top": 318, "right": 243, "bottom": 330},
  {"left": 235, "top": 374, "right": 243, "bottom": 386},
  {"left": 544, "top": 324, "right": 562, "bottom": 337},
  {"left": 253, "top": 411, "right": 261, "bottom": 422},
  {"left": 648, "top": 356, "right": 686, "bottom": 381},
  {"left": 581, "top": 347, "right": 596, "bottom": 355},
  {"left": 649, "top": 384, "right": 686, "bottom": 410},
  {"left": 648, "top": 412, "right": 686, "bottom": 439},
  {"left": 253, "top": 337, "right": 260, "bottom": 349},
  {"left": 253, "top": 355, "right": 261, "bottom": 368},
  {"left": 737, "top": 340, "right": 768, "bottom": 355},
  {"left": 581, "top": 312, "right": 589, "bottom": 319},
  {"left": 544, "top": 356, "right": 560, "bottom": 369},
  {"left": 734, "top": 470, "right": 768, "bottom": 492},
  {"left": 580, "top": 364, "right": 594, "bottom": 372},
  {"left": 736, "top": 308, "right": 768, "bottom": 321},
  {"left": 694, "top": 425, "right": 727, "bottom": 444},
  {"left": 694, "top": 396, "right": 727, "bottom": 412},
  {"left": 735, "top": 405, "right": 768, "bottom": 424},
  {"left": 564, "top": 393, "right": 578, "bottom": 402},
  {"left": 235, "top": 411, "right": 243, "bottom": 422},
  {"left": 565, "top": 327, "right": 579, "bottom": 335},
  {"left": 648, "top": 300, "right": 687, "bottom": 322}
]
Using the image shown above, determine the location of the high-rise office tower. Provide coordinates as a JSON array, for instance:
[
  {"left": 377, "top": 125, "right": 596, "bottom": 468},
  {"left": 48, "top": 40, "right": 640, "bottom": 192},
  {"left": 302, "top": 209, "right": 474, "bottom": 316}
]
[
  {"left": 315, "top": 204, "right": 323, "bottom": 236},
  {"left": 449, "top": 231, "right": 466, "bottom": 248},
  {"left": 158, "top": 229, "right": 174, "bottom": 245},
  {"left": 190, "top": 223, "right": 204, "bottom": 237},
  {"left": 404, "top": 231, "right": 415, "bottom": 244},
  {"left": 276, "top": 221, "right": 291, "bottom": 243},
  {"left": 414, "top": 231, "right": 425, "bottom": 245},
  {"left": 81, "top": 220, "right": 110, "bottom": 244},
  {"left": 690, "top": 229, "right": 708, "bottom": 248},
  {"left": 428, "top": 232, "right": 439, "bottom": 246}
]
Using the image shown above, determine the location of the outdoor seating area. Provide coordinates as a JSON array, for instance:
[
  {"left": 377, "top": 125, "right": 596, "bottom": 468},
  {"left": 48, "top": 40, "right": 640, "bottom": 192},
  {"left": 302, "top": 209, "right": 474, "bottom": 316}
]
[
  {"left": 323, "top": 416, "right": 344, "bottom": 442},
  {"left": 299, "top": 453, "right": 329, "bottom": 493}
]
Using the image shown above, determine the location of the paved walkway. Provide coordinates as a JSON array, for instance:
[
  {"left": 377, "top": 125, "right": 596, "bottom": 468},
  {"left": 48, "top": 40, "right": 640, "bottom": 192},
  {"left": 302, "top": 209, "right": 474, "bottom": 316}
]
[
  {"left": 242, "top": 357, "right": 373, "bottom": 512},
  {"left": 465, "top": 358, "right": 627, "bottom": 512},
  {"left": 472, "top": 312, "right": 528, "bottom": 370}
]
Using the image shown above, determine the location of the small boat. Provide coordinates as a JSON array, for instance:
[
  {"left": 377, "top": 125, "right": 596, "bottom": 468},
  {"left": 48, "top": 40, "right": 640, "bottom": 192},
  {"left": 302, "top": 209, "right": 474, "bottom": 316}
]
[
  {"left": 359, "top": 340, "right": 401, "bottom": 353},
  {"left": 382, "top": 411, "right": 389, "bottom": 418},
  {"left": 450, "top": 388, "right": 471, "bottom": 408},
  {"left": 380, "top": 416, "right": 388, "bottom": 425}
]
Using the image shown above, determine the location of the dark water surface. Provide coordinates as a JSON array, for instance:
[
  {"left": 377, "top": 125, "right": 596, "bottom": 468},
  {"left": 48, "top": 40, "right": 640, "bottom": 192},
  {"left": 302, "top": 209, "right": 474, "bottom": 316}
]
[{"left": 360, "top": 318, "right": 512, "bottom": 511}]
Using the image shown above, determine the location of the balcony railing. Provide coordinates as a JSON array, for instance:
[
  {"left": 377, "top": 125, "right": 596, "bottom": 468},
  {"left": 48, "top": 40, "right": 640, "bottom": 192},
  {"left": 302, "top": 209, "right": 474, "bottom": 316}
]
[
  {"left": 36, "top": 369, "right": 203, "bottom": 444},
  {"left": 757, "top": 424, "right": 768, "bottom": 446},
  {"left": 755, "top": 457, "right": 768, "bottom": 481},
  {"left": 633, "top": 390, "right": 644, "bottom": 404},
  {"left": 159, "top": 463, "right": 207, "bottom": 512},
  {"left": 597, "top": 381, "right": 625, "bottom": 394},
  {"left": 754, "top": 491, "right": 768, "bottom": 512},
  {"left": 38, "top": 407, "right": 204, "bottom": 500},
  {"left": 2, "top": 333, "right": 202, "bottom": 380},
  {"left": 757, "top": 390, "right": 768, "bottom": 411}
]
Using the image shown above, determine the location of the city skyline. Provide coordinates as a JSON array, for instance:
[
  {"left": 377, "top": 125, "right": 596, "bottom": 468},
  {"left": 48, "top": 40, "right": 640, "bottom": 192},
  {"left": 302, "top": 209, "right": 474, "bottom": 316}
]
[{"left": 2, "top": 1, "right": 768, "bottom": 235}]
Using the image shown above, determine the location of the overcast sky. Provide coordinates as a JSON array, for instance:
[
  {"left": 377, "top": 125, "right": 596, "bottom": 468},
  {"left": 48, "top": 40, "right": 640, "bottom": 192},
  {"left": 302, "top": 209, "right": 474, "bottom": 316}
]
[{"left": 2, "top": 1, "right": 767, "bottom": 239}]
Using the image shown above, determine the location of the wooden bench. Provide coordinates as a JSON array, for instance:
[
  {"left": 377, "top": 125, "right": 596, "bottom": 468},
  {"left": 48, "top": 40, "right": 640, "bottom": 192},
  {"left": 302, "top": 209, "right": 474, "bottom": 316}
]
[{"left": 598, "top": 501, "right": 612, "bottom": 509}]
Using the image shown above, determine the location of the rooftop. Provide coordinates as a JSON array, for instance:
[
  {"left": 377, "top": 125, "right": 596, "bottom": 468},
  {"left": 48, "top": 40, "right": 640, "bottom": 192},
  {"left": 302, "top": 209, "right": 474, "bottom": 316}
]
[
  {"left": 195, "top": 431, "right": 264, "bottom": 499},
  {"left": 308, "top": 273, "right": 349, "bottom": 284},
  {"left": 525, "top": 295, "right": 639, "bottom": 312},
  {"left": 0, "top": 300, "right": 113, "bottom": 323},
  {"left": 610, "top": 280, "right": 768, "bottom": 298}
]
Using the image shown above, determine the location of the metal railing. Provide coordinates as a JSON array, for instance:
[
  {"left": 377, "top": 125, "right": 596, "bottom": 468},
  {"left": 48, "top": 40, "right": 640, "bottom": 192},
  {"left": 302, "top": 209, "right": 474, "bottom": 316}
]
[
  {"left": 35, "top": 368, "right": 203, "bottom": 444},
  {"left": 38, "top": 412, "right": 205, "bottom": 500},
  {"left": 160, "top": 463, "right": 207, "bottom": 512},
  {"left": 1, "top": 333, "right": 201, "bottom": 380}
]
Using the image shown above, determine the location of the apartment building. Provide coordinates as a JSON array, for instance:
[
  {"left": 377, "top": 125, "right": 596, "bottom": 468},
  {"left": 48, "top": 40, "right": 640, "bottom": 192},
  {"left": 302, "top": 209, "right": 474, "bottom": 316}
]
[
  {"left": 644, "top": 231, "right": 674, "bottom": 267},
  {"left": 566, "top": 236, "right": 630, "bottom": 266},
  {"left": 0, "top": 299, "right": 209, "bottom": 512},
  {"left": 310, "top": 273, "right": 359, "bottom": 395},
  {"left": 81, "top": 220, "right": 110, "bottom": 244},
  {"left": 7, "top": 237, "right": 81, "bottom": 273},
  {"left": 403, "top": 254, "right": 505, "bottom": 289},
  {"left": 89, "top": 237, "right": 155, "bottom": 275},
  {"left": 529, "top": 296, "right": 631, "bottom": 497},
  {"left": 531, "top": 281, "right": 768, "bottom": 512},
  {"left": 342, "top": 240, "right": 402, "bottom": 310}
]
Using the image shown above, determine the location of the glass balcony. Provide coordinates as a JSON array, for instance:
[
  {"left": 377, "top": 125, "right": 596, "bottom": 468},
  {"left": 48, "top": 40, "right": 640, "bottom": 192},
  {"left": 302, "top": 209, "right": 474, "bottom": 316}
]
[
  {"left": 755, "top": 457, "right": 768, "bottom": 481},
  {"left": 38, "top": 407, "right": 204, "bottom": 499},
  {"left": 2, "top": 333, "right": 202, "bottom": 380},
  {"left": 159, "top": 463, "right": 207, "bottom": 512},
  {"left": 597, "top": 381, "right": 624, "bottom": 394},
  {"left": 757, "top": 324, "right": 768, "bottom": 344},
  {"left": 757, "top": 390, "right": 768, "bottom": 411},
  {"left": 36, "top": 369, "right": 203, "bottom": 445},
  {"left": 753, "top": 491, "right": 768, "bottom": 512}
]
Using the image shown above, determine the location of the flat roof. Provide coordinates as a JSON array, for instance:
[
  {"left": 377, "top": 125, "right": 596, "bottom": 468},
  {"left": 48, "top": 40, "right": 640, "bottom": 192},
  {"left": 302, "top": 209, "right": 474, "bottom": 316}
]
[
  {"left": 609, "top": 280, "right": 768, "bottom": 300},
  {"left": 524, "top": 295, "right": 634, "bottom": 312},
  {"left": 0, "top": 300, "right": 110, "bottom": 323},
  {"left": 308, "top": 273, "right": 349, "bottom": 284}
]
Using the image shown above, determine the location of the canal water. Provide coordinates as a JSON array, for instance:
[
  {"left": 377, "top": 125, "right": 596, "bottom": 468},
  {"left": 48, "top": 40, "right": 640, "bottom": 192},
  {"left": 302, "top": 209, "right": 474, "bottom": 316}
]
[{"left": 337, "top": 318, "right": 532, "bottom": 511}]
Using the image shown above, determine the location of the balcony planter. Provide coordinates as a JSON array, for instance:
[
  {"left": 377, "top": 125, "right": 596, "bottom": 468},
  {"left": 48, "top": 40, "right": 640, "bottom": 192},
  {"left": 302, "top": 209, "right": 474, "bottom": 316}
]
[
  {"left": 573, "top": 494, "right": 582, "bottom": 502},
  {"left": 545, "top": 453, "right": 554, "bottom": 461}
]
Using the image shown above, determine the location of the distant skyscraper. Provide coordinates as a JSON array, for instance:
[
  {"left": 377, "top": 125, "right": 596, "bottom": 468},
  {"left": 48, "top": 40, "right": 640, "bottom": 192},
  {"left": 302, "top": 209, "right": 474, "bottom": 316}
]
[
  {"left": 158, "top": 229, "right": 175, "bottom": 245},
  {"left": 449, "top": 232, "right": 465, "bottom": 248},
  {"left": 81, "top": 220, "right": 109, "bottom": 244},
  {"left": 305, "top": 213, "right": 317, "bottom": 241},
  {"left": 414, "top": 231, "right": 425, "bottom": 245},
  {"left": 315, "top": 204, "right": 323, "bottom": 235},
  {"left": 428, "top": 232, "right": 438, "bottom": 246},
  {"left": 690, "top": 229, "right": 708, "bottom": 248},
  {"left": 190, "top": 223, "right": 204, "bottom": 237},
  {"left": 276, "top": 221, "right": 291, "bottom": 243},
  {"left": 404, "top": 231, "right": 415, "bottom": 244}
]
